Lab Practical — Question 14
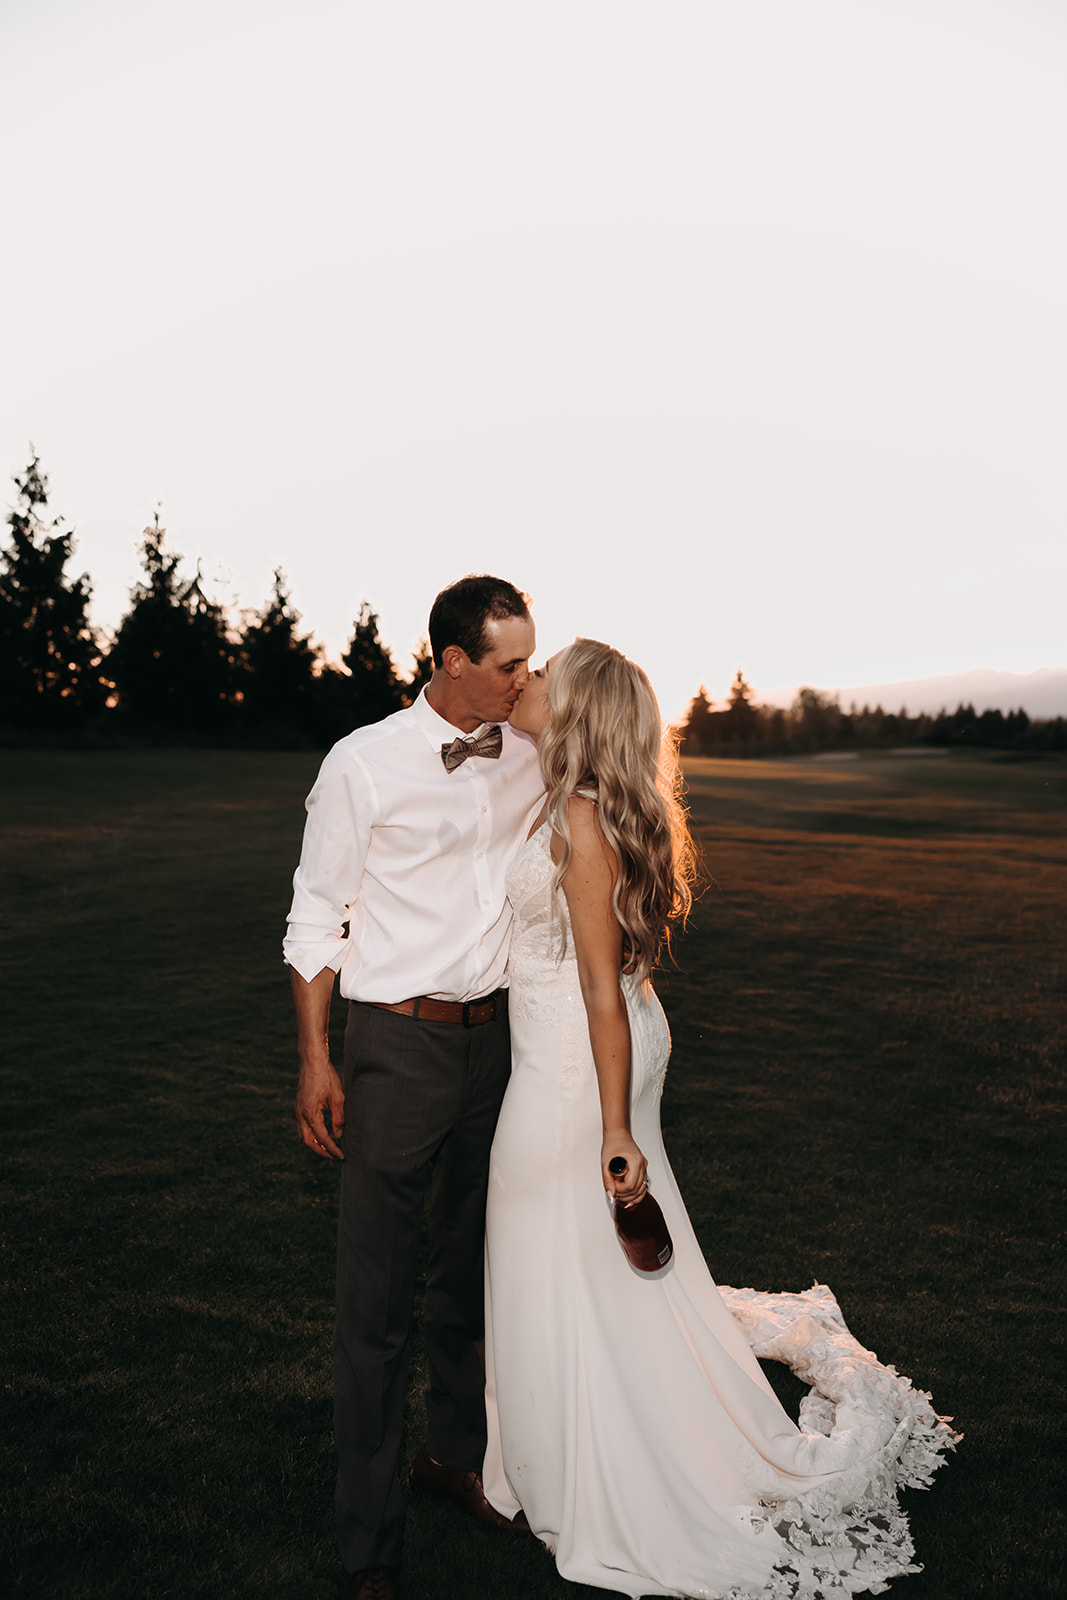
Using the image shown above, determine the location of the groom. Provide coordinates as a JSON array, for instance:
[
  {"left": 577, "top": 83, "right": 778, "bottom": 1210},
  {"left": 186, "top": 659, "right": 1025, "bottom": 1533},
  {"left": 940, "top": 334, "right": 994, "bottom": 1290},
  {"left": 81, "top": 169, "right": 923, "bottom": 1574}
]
[{"left": 284, "top": 575, "right": 543, "bottom": 1600}]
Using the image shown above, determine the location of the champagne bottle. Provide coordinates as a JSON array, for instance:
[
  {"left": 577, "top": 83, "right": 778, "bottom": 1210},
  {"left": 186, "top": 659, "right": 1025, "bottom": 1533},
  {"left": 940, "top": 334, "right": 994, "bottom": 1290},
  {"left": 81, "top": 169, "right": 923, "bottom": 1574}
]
[{"left": 608, "top": 1157, "right": 673, "bottom": 1273}]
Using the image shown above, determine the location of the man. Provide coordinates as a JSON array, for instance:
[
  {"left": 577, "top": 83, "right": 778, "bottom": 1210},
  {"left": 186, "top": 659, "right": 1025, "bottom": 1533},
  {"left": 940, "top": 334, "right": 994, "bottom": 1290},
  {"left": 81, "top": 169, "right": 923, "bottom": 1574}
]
[{"left": 284, "top": 575, "right": 543, "bottom": 1600}]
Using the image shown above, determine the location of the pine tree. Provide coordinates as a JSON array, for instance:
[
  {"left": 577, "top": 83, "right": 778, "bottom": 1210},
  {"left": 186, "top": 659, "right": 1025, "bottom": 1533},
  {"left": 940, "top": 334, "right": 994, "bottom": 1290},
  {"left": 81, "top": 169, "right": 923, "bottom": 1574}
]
[
  {"left": 0, "top": 452, "right": 103, "bottom": 732},
  {"left": 239, "top": 569, "right": 322, "bottom": 744},
  {"left": 724, "top": 669, "right": 759, "bottom": 743},
  {"left": 341, "top": 602, "right": 405, "bottom": 728},
  {"left": 107, "top": 513, "right": 239, "bottom": 737},
  {"left": 680, "top": 686, "right": 717, "bottom": 755}
]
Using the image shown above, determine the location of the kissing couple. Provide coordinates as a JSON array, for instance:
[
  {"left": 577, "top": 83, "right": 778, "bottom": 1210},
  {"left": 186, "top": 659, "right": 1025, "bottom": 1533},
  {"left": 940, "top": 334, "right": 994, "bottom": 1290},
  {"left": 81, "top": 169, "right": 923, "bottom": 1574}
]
[{"left": 285, "top": 574, "right": 956, "bottom": 1600}]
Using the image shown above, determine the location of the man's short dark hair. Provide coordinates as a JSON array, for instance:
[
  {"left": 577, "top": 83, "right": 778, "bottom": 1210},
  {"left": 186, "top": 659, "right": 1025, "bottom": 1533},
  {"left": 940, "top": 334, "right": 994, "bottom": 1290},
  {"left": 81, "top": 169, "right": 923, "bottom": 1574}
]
[{"left": 428, "top": 575, "right": 531, "bottom": 667}]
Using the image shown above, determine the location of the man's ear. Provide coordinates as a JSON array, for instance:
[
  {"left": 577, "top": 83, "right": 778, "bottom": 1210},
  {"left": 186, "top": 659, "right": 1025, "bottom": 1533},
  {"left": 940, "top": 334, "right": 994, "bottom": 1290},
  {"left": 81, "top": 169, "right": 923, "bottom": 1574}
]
[{"left": 441, "top": 644, "right": 467, "bottom": 681}]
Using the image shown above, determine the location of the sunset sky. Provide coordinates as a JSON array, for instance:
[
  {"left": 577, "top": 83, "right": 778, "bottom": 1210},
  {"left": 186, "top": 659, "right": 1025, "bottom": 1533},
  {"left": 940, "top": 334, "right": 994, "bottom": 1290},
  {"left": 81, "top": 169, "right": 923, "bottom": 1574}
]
[{"left": 2, "top": 0, "right": 1065, "bottom": 719}]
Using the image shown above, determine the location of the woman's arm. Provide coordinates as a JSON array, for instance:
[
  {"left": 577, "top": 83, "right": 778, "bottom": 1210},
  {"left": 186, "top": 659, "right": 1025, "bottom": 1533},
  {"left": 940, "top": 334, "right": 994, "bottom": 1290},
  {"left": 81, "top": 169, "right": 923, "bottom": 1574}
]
[{"left": 557, "top": 796, "right": 648, "bottom": 1204}]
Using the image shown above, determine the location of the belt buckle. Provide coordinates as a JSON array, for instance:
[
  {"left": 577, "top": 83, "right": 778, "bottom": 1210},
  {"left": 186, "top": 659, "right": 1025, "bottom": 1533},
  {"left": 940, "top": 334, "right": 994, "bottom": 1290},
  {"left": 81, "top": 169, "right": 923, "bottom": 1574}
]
[{"left": 462, "top": 994, "right": 496, "bottom": 1027}]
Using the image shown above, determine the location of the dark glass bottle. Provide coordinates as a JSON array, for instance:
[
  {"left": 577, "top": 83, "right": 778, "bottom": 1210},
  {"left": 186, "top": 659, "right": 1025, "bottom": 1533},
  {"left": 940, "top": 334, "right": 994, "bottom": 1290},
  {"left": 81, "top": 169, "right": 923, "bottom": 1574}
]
[{"left": 608, "top": 1157, "right": 673, "bottom": 1272}]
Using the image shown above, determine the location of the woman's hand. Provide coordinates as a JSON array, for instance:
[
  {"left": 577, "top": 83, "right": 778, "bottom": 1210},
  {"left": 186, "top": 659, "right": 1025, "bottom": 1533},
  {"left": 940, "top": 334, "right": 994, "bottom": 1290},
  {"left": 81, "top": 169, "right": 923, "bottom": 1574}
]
[{"left": 602, "top": 1131, "right": 648, "bottom": 1204}]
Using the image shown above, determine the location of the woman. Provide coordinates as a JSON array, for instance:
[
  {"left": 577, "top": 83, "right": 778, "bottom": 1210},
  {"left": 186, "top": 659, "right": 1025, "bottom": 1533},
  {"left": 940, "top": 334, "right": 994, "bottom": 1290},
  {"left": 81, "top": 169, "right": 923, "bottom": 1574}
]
[{"left": 483, "top": 639, "right": 957, "bottom": 1599}]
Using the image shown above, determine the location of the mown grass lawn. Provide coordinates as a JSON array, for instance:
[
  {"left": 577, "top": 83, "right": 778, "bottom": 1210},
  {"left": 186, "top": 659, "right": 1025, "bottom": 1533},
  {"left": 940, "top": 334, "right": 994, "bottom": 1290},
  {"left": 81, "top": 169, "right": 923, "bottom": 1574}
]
[{"left": 1, "top": 747, "right": 1064, "bottom": 1600}]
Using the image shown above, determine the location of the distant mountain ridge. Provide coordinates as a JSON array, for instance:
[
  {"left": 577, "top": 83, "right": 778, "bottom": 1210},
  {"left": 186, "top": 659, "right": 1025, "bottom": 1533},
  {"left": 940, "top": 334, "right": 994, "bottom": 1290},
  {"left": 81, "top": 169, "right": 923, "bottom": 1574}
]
[{"left": 759, "top": 668, "right": 1067, "bottom": 720}]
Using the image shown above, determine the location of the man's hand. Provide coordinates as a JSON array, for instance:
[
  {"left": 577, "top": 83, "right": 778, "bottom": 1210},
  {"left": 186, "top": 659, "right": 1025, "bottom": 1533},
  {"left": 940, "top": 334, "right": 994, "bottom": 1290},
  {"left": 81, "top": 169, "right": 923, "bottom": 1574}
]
[
  {"left": 291, "top": 966, "right": 345, "bottom": 1160},
  {"left": 295, "top": 1058, "right": 345, "bottom": 1160}
]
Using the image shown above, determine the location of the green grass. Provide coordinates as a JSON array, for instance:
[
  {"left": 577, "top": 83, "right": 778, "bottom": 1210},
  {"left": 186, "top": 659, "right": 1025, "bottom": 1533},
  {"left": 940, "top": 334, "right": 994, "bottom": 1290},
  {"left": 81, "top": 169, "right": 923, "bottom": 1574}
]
[{"left": 1, "top": 748, "right": 1064, "bottom": 1599}]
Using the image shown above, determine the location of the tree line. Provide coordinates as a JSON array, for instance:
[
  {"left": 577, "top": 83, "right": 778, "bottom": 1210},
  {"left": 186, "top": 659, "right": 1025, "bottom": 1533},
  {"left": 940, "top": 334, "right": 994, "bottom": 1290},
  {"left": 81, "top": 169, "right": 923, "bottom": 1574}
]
[
  {"left": 3, "top": 453, "right": 1064, "bottom": 754},
  {"left": 680, "top": 671, "right": 1067, "bottom": 756},
  {"left": 0, "top": 454, "right": 428, "bottom": 747}
]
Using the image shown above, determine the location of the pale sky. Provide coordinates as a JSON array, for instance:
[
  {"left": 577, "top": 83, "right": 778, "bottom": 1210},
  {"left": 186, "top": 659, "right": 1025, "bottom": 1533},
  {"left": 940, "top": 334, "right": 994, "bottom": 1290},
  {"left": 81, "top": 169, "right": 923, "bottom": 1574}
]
[{"left": 3, "top": 0, "right": 1065, "bottom": 719}]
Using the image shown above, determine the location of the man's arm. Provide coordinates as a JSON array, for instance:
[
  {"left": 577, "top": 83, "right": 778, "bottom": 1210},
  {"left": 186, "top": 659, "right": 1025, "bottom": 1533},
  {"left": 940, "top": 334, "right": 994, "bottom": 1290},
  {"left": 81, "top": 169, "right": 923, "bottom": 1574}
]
[
  {"left": 292, "top": 964, "right": 346, "bottom": 1160},
  {"left": 285, "top": 744, "right": 377, "bottom": 1161}
]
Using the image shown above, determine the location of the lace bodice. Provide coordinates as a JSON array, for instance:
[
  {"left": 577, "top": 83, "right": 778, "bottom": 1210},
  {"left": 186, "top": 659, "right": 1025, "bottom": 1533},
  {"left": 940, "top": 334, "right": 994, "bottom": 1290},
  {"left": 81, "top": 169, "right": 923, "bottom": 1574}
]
[
  {"left": 506, "top": 823, "right": 577, "bottom": 967},
  {"left": 505, "top": 826, "right": 589, "bottom": 1070}
]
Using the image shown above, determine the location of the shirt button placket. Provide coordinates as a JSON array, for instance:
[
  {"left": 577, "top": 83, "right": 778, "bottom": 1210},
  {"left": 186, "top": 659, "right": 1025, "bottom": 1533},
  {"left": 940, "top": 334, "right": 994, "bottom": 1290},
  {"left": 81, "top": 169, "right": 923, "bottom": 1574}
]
[{"left": 473, "top": 765, "right": 493, "bottom": 918}]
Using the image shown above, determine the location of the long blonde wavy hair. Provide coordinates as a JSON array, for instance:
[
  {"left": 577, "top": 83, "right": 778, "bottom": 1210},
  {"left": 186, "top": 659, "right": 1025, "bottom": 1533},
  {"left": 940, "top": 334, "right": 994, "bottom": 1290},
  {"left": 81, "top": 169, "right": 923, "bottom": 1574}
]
[{"left": 540, "top": 638, "right": 696, "bottom": 982}]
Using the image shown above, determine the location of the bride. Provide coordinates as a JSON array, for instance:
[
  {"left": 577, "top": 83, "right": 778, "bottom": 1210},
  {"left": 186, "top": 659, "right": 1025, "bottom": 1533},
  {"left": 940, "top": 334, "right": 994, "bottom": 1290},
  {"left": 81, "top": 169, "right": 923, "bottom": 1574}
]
[{"left": 483, "top": 638, "right": 957, "bottom": 1599}]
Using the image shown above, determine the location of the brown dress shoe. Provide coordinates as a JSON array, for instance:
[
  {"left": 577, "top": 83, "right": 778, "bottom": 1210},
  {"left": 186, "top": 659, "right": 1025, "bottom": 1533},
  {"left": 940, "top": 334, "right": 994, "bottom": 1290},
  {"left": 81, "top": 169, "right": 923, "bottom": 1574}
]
[
  {"left": 338, "top": 1568, "right": 399, "bottom": 1600},
  {"left": 411, "top": 1445, "right": 532, "bottom": 1534}
]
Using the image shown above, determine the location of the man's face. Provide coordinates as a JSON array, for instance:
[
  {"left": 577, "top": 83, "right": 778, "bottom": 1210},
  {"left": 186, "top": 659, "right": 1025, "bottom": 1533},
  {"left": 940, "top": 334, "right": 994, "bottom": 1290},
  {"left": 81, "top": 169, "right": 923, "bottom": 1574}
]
[{"left": 459, "top": 614, "right": 536, "bottom": 726}]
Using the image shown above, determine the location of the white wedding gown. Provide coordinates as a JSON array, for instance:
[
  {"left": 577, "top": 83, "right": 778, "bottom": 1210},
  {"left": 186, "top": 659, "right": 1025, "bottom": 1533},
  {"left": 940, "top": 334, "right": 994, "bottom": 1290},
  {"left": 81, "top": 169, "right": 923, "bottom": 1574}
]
[{"left": 484, "top": 825, "right": 958, "bottom": 1599}]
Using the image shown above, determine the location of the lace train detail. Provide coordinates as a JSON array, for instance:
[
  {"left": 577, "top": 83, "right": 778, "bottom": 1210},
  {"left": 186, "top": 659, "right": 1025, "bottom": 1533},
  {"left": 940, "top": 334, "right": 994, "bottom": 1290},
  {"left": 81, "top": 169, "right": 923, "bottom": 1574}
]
[{"left": 713, "top": 1284, "right": 961, "bottom": 1599}]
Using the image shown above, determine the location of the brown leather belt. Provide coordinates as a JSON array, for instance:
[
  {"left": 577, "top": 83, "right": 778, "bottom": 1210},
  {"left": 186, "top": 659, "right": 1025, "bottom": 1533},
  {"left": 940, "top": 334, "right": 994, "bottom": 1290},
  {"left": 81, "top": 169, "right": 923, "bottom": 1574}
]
[{"left": 365, "top": 988, "right": 507, "bottom": 1027}]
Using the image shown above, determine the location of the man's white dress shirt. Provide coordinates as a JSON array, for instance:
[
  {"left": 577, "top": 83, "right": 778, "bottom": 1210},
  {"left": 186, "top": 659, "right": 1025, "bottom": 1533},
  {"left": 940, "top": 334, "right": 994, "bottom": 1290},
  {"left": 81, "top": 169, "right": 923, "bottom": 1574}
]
[{"left": 284, "top": 689, "right": 545, "bottom": 1004}]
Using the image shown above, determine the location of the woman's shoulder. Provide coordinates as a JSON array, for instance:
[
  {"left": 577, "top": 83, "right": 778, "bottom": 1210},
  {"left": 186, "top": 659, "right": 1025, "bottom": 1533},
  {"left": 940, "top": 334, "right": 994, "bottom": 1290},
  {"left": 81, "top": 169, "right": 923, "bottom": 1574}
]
[
  {"left": 565, "top": 789, "right": 600, "bottom": 835},
  {"left": 559, "top": 789, "right": 618, "bottom": 881}
]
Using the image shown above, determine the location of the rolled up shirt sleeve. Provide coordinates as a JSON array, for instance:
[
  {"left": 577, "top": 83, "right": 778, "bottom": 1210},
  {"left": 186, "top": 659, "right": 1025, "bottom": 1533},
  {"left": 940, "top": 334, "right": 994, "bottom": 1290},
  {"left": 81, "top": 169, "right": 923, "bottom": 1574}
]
[{"left": 283, "top": 742, "right": 377, "bottom": 983}]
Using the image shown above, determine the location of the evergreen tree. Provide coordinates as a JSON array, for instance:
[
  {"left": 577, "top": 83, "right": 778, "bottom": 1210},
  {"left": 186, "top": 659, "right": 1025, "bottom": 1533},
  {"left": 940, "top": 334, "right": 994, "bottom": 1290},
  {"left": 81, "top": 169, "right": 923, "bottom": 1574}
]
[
  {"left": 107, "top": 513, "right": 239, "bottom": 737},
  {"left": 724, "top": 669, "right": 759, "bottom": 743},
  {"left": 341, "top": 602, "right": 405, "bottom": 728},
  {"left": 948, "top": 702, "right": 979, "bottom": 745},
  {"left": 239, "top": 569, "right": 322, "bottom": 743},
  {"left": 0, "top": 452, "right": 103, "bottom": 732},
  {"left": 1004, "top": 708, "right": 1030, "bottom": 743},
  {"left": 680, "top": 686, "right": 717, "bottom": 755},
  {"left": 978, "top": 707, "right": 1007, "bottom": 744}
]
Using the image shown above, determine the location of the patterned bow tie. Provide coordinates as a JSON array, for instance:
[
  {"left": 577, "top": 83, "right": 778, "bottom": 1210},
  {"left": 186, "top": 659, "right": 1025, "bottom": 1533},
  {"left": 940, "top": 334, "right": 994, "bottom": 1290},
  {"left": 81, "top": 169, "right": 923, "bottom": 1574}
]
[{"left": 440, "top": 724, "right": 503, "bottom": 773}]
